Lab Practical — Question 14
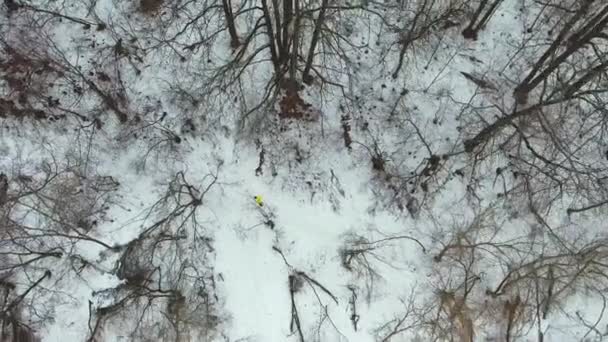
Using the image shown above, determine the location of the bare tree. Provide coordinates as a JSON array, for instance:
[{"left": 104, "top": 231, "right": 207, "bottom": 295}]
[
  {"left": 222, "top": 0, "right": 240, "bottom": 48},
  {"left": 88, "top": 169, "right": 222, "bottom": 341},
  {"left": 461, "top": 0, "right": 504, "bottom": 40},
  {"left": 461, "top": 0, "right": 608, "bottom": 216},
  {"left": 513, "top": 0, "right": 608, "bottom": 104},
  {"left": 380, "top": 203, "right": 608, "bottom": 341},
  {"left": 0, "top": 144, "right": 120, "bottom": 340}
]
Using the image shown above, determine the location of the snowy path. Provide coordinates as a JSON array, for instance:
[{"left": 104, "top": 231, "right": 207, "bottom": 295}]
[
  {"left": 206, "top": 148, "right": 415, "bottom": 342},
  {"left": 215, "top": 225, "right": 290, "bottom": 341}
]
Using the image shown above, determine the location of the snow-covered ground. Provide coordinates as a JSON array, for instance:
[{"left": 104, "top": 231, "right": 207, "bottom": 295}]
[{"left": 2, "top": 0, "right": 608, "bottom": 341}]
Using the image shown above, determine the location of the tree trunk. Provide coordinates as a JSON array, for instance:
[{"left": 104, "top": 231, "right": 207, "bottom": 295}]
[
  {"left": 514, "top": 8, "right": 608, "bottom": 103},
  {"left": 260, "top": 0, "right": 281, "bottom": 73},
  {"left": 221, "top": 0, "right": 240, "bottom": 48},
  {"left": 463, "top": 104, "right": 542, "bottom": 152},
  {"left": 475, "top": 0, "right": 502, "bottom": 31},
  {"left": 282, "top": 0, "right": 293, "bottom": 65},
  {"left": 462, "top": 0, "right": 489, "bottom": 39},
  {"left": 288, "top": 0, "right": 300, "bottom": 83},
  {"left": 303, "top": 0, "right": 328, "bottom": 84},
  {"left": 462, "top": 0, "right": 503, "bottom": 40},
  {"left": 513, "top": 0, "right": 600, "bottom": 103},
  {"left": 518, "top": 0, "right": 595, "bottom": 85},
  {"left": 392, "top": 0, "right": 429, "bottom": 78},
  {"left": 563, "top": 59, "right": 608, "bottom": 97},
  {"left": 270, "top": 0, "right": 284, "bottom": 56}
]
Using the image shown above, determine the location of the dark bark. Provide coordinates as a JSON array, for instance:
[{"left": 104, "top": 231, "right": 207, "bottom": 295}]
[
  {"left": 260, "top": 0, "right": 282, "bottom": 72},
  {"left": 282, "top": 0, "right": 293, "bottom": 64},
  {"left": 302, "top": 0, "right": 328, "bottom": 84},
  {"left": 270, "top": 0, "right": 284, "bottom": 54},
  {"left": 288, "top": 0, "right": 300, "bottom": 83},
  {"left": 462, "top": 0, "right": 503, "bottom": 40},
  {"left": 0, "top": 173, "right": 7, "bottom": 206},
  {"left": 475, "top": 0, "right": 502, "bottom": 30},
  {"left": 221, "top": 0, "right": 240, "bottom": 48},
  {"left": 462, "top": 0, "right": 489, "bottom": 39},
  {"left": 463, "top": 104, "right": 542, "bottom": 152},
  {"left": 562, "top": 59, "right": 608, "bottom": 97}
]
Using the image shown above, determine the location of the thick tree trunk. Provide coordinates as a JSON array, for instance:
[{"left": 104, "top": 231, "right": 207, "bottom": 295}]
[
  {"left": 463, "top": 104, "right": 542, "bottom": 152},
  {"left": 303, "top": 0, "right": 328, "bottom": 84},
  {"left": 282, "top": 0, "right": 293, "bottom": 65},
  {"left": 270, "top": 0, "right": 284, "bottom": 55},
  {"left": 475, "top": 0, "right": 502, "bottom": 30},
  {"left": 221, "top": 0, "right": 240, "bottom": 48},
  {"left": 462, "top": 0, "right": 503, "bottom": 40},
  {"left": 563, "top": 59, "right": 608, "bottom": 97},
  {"left": 260, "top": 0, "right": 281, "bottom": 73},
  {"left": 462, "top": 0, "right": 489, "bottom": 39},
  {"left": 288, "top": 0, "right": 300, "bottom": 83}
]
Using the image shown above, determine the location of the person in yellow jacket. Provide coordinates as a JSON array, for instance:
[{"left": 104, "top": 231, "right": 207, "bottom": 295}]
[{"left": 254, "top": 195, "right": 264, "bottom": 207}]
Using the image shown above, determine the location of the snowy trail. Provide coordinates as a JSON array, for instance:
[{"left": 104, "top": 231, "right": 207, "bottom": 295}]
[
  {"left": 214, "top": 225, "right": 291, "bottom": 341},
  {"left": 208, "top": 144, "right": 410, "bottom": 342},
  {"left": 210, "top": 147, "right": 354, "bottom": 341},
  {"left": 207, "top": 144, "right": 292, "bottom": 341}
]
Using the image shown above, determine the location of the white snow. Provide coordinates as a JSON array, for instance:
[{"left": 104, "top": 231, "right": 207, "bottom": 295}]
[{"left": 2, "top": 0, "right": 608, "bottom": 341}]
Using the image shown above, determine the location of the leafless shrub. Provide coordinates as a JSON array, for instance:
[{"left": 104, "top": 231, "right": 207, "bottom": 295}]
[
  {"left": 272, "top": 247, "right": 343, "bottom": 342},
  {"left": 0, "top": 143, "right": 123, "bottom": 339},
  {"left": 88, "top": 169, "right": 223, "bottom": 341},
  {"left": 354, "top": 126, "right": 452, "bottom": 217},
  {"left": 117, "top": 116, "right": 184, "bottom": 172},
  {"left": 374, "top": 288, "right": 428, "bottom": 342},
  {"left": 340, "top": 235, "right": 383, "bottom": 302},
  {"left": 44, "top": 172, "right": 119, "bottom": 232},
  {"left": 341, "top": 232, "right": 426, "bottom": 303},
  {"left": 1, "top": 151, "right": 118, "bottom": 276}
]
